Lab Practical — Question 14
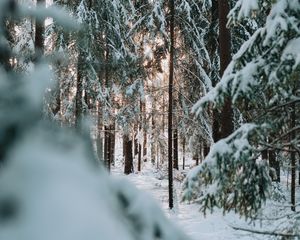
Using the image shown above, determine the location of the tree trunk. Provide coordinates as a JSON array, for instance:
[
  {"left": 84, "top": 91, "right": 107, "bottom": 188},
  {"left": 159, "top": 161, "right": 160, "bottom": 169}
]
[
  {"left": 110, "top": 123, "right": 115, "bottom": 166},
  {"left": 96, "top": 106, "right": 104, "bottom": 163},
  {"left": 218, "top": 0, "right": 234, "bottom": 139},
  {"left": 104, "top": 126, "right": 111, "bottom": 171},
  {"left": 138, "top": 100, "right": 142, "bottom": 171},
  {"left": 138, "top": 131, "right": 142, "bottom": 171},
  {"left": 168, "top": 0, "right": 175, "bottom": 209},
  {"left": 124, "top": 134, "right": 133, "bottom": 175},
  {"left": 103, "top": 30, "right": 112, "bottom": 171},
  {"left": 142, "top": 101, "right": 147, "bottom": 162},
  {"left": 182, "top": 138, "right": 185, "bottom": 170},
  {"left": 151, "top": 102, "right": 156, "bottom": 165},
  {"left": 134, "top": 127, "right": 138, "bottom": 157},
  {"left": 173, "top": 128, "right": 178, "bottom": 169},
  {"left": 75, "top": 52, "right": 84, "bottom": 129},
  {"left": 269, "top": 149, "right": 280, "bottom": 182},
  {"left": 194, "top": 155, "right": 199, "bottom": 166},
  {"left": 210, "top": 0, "right": 220, "bottom": 143},
  {"left": 291, "top": 101, "right": 296, "bottom": 211},
  {"left": 203, "top": 142, "right": 210, "bottom": 158},
  {"left": 35, "top": 0, "right": 45, "bottom": 61}
]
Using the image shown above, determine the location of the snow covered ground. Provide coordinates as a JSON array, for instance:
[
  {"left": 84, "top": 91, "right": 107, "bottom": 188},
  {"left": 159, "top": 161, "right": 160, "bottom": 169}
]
[{"left": 112, "top": 160, "right": 275, "bottom": 240}]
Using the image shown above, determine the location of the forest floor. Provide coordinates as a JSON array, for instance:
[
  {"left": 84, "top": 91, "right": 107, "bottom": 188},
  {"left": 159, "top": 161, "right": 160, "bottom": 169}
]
[{"left": 111, "top": 159, "right": 284, "bottom": 239}]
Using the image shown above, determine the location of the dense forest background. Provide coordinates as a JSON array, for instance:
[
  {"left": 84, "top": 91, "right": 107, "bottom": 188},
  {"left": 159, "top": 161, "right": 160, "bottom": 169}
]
[{"left": 0, "top": 0, "right": 300, "bottom": 239}]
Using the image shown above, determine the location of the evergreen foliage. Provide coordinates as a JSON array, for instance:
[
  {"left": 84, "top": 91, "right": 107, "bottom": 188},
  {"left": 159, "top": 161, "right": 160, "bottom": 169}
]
[
  {"left": 0, "top": 1, "right": 191, "bottom": 239},
  {"left": 183, "top": 0, "right": 300, "bottom": 218}
]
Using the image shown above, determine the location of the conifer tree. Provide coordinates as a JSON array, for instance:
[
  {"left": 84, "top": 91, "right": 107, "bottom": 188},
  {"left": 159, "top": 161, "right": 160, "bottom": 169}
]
[{"left": 184, "top": 0, "right": 300, "bottom": 218}]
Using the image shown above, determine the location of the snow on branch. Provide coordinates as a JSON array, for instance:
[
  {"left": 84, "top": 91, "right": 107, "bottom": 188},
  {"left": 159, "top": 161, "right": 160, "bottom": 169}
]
[
  {"left": 182, "top": 123, "right": 271, "bottom": 218},
  {"left": 193, "top": 0, "right": 300, "bottom": 116}
]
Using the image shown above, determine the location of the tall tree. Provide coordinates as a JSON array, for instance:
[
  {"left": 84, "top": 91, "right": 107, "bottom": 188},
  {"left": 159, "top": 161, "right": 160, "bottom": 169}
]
[{"left": 168, "top": 0, "right": 175, "bottom": 209}]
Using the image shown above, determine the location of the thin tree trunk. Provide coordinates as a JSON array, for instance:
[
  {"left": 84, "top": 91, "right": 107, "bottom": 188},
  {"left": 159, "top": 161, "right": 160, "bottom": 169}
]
[
  {"left": 203, "top": 142, "right": 210, "bottom": 158},
  {"left": 138, "top": 131, "right": 142, "bottom": 171},
  {"left": 269, "top": 149, "right": 280, "bottom": 182},
  {"left": 173, "top": 128, "right": 178, "bottom": 169},
  {"left": 168, "top": 0, "right": 175, "bottom": 209},
  {"left": 138, "top": 100, "right": 142, "bottom": 171},
  {"left": 75, "top": 52, "right": 84, "bottom": 129},
  {"left": 195, "top": 155, "right": 199, "bottom": 166},
  {"left": 134, "top": 127, "right": 138, "bottom": 157},
  {"left": 142, "top": 101, "right": 147, "bottom": 161},
  {"left": 105, "top": 126, "right": 111, "bottom": 171},
  {"left": 291, "top": 101, "right": 296, "bottom": 211},
  {"left": 52, "top": 82, "right": 61, "bottom": 117},
  {"left": 151, "top": 103, "right": 156, "bottom": 165},
  {"left": 97, "top": 104, "right": 104, "bottom": 162},
  {"left": 162, "top": 92, "right": 165, "bottom": 132},
  {"left": 182, "top": 138, "right": 185, "bottom": 170},
  {"left": 124, "top": 134, "right": 133, "bottom": 174},
  {"left": 103, "top": 31, "right": 112, "bottom": 171},
  {"left": 110, "top": 123, "right": 115, "bottom": 166}
]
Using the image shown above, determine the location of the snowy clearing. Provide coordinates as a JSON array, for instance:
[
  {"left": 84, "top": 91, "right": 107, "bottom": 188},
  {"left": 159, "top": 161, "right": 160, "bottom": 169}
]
[{"left": 112, "top": 160, "right": 278, "bottom": 240}]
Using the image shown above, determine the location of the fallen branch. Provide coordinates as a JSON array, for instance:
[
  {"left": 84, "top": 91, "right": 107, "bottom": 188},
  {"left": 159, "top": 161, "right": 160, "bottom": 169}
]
[{"left": 229, "top": 224, "right": 299, "bottom": 238}]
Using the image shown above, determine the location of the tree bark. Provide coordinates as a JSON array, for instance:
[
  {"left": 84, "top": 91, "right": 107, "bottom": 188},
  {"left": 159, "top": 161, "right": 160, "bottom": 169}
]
[
  {"left": 151, "top": 102, "right": 156, "bottom": 165},
  {"left": 104, "top": 126, "right": 111, "bottom": 171},
  {"left": 291, "top": 101, "right": 296, "bottom": 211},
  {"left": 138, "top": 100, "right": 142, "bottom": 171},
  {"left": 218, "top": 0, "right": 234, "bottom": 139},
  {"left": 142, "top": 101, "right": 147, "bottom": 161},
  {"left": 269, "top": 149, "right": 280, "bottom": 182},
  {"left": 182, "top": 138, "right": 185, "bottom": 170},
  {"left": 168, "top": 0, "right": 175, "bottom": 209},
  {"left": 173, "top": 128, "right": 178, "bottom": 169},
  {"left": 210, "top": 0, "right": 220, "bottom": 143},
  {"left": 35, "top": 0, "right": 45, "bottom": 61},
  {"left": 110, "top": 123, "right": 115, "bottom": 166},
  {"left": 96, "top": 105, "right": 104, "bottom": 163},
  {"left": 124, "top": 134, "right": 133, "bottom": 175},
  {"left": 203, "top": 142, "right": 210, "bottom": 158},
  {"left": 75, "top": 51, "right": 84, "bottom": 129}
]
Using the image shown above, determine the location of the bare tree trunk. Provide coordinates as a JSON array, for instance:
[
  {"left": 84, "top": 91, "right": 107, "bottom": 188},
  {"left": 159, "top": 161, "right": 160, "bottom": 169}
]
[
  {"left": 182, "top": 138, "right": 185, "bottom": 170},
  {"left": 209, "top": 0, "right": 220, "bottom": 143},
  {"left": 173, "top": 128, "right": 178, "bottom": 169},
  {"left": 35, "top": 0, "right": 45, "bottom": 61},
  {"left": 138, "top": 100, "right": 142, "bottom": 171},
  {"left": 195, "top": 155, "right": 199, "bottom": 166},
  {"left": 138, "top": 131, "right": 142, "bottom": 171},
  {"left": 103, "top": 32, "right": 112, "bottom": 171},
  {"left": 75, "top": 51, "right": 84, "bottom": 129},
  {"left": 97, "top": 105, "right": 104, "bottom": 162},
  {"left": 110, "top": 123, "right": 115, "bottom": 166},
  {"left": 104, "top": 126, "right": 111, "bottom": 171},
  {"left": 269, "top": 149, "right": 280, "bottom": 182},
  {"left": 218, "top": 0, "right": 234, "bottom": 139},
  {"left": 168, "top": 0, "right": 175, "bottom": 209},
  {"left": 134, "top": 127, "right": 138, "bottom": 157},
  {"left": 151, "top": 102, "right": 156, "bottom": 165},
  {"left": 124, "top": 134, "right": 133, "bottom": 175},
  {"left": 291, "top": 101, "right": 296, "bottom": 211},
  {"left": 142, "top": 101, "right": 147, "bottom": 162},
  {"left": 203, "top": 142, "right": 210, "bottom": 158}
]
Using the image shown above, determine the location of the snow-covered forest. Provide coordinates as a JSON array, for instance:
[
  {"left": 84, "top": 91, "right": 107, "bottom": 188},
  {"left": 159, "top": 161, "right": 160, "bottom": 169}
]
[{"left": 0, "top": 0, "right": 299, "bottom": 239}]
